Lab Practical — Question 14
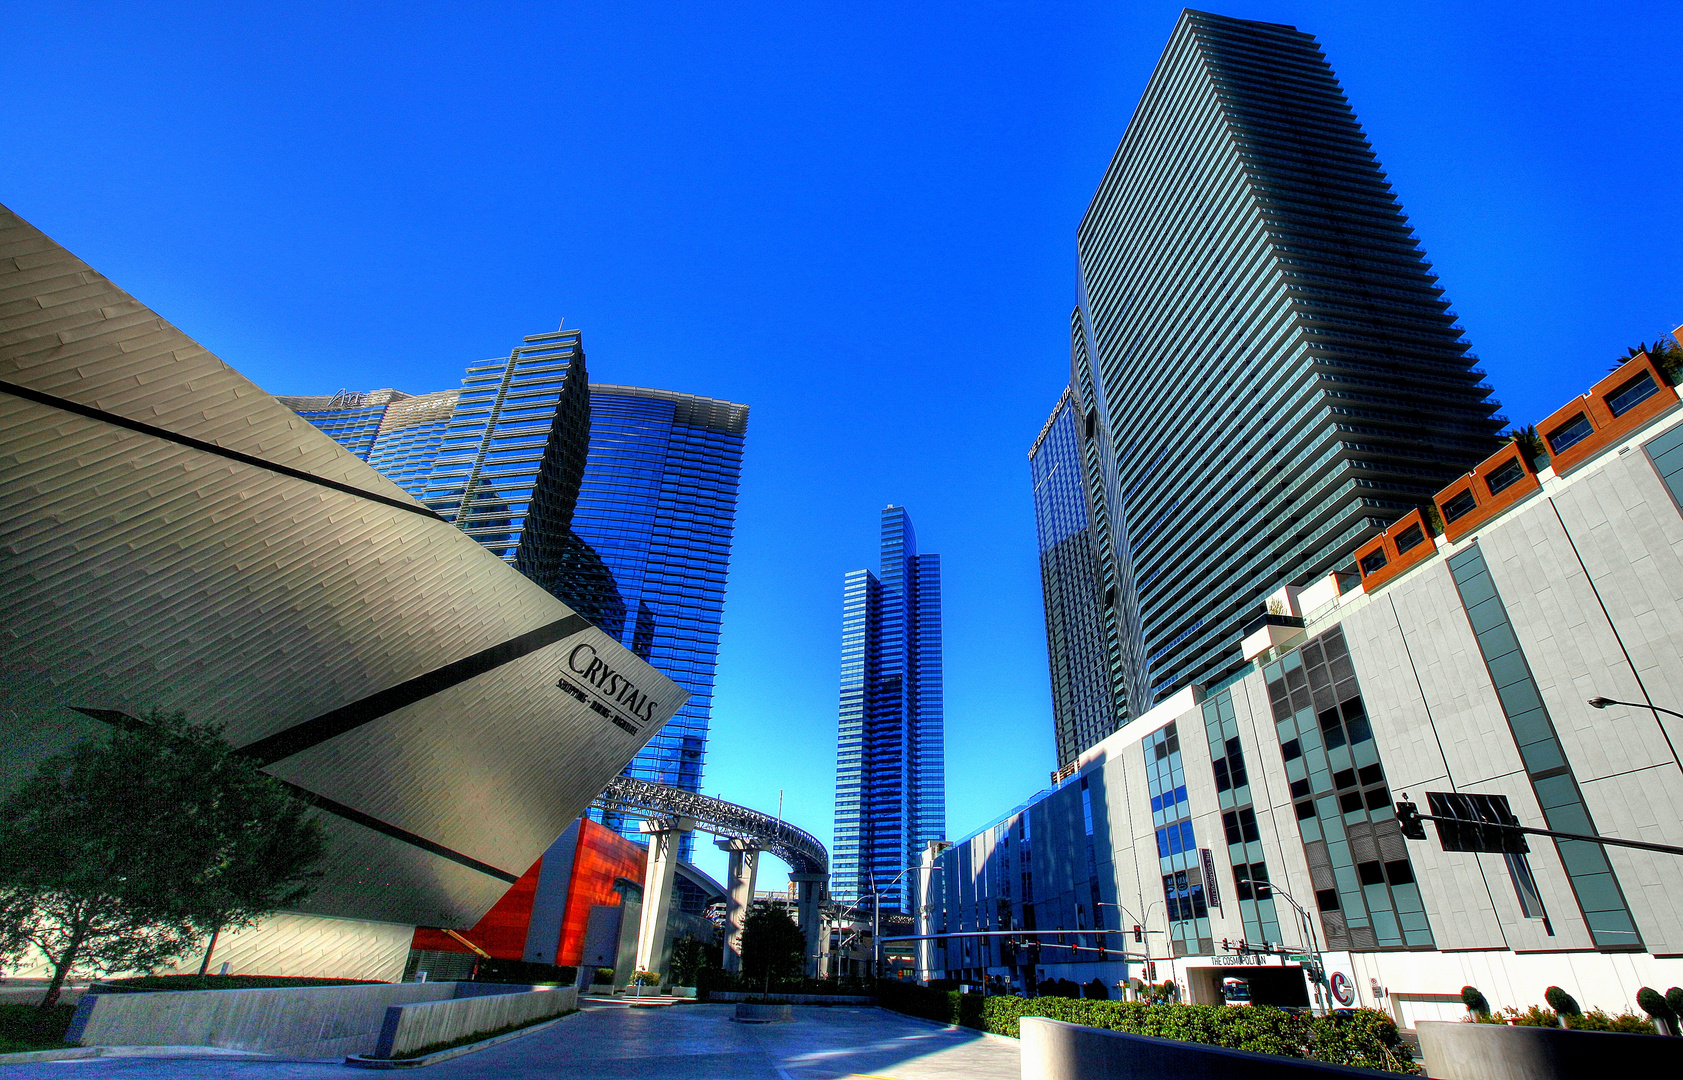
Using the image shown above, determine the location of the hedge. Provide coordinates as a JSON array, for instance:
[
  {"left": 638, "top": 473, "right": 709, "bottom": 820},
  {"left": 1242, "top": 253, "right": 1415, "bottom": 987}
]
[{"left": 876, "top": 981, "right": 1418, "bottom": 1075}]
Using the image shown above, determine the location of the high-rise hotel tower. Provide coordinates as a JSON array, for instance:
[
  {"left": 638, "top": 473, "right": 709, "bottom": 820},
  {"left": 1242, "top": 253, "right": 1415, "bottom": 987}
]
[
  {"left": 1054, "top": 9, "right": 1503, "bottom": 745},
  {"left": 833, "top": 506, "right": 944, "bottom": 913},
  {"left": 281, "top": 331, "right": 748, "bottom": 856}
]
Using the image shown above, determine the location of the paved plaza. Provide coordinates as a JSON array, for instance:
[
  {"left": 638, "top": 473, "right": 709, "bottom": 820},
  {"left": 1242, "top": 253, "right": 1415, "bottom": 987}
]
[{"left": 0, "top": 1003, "right": 1021, "bottom": 1080}]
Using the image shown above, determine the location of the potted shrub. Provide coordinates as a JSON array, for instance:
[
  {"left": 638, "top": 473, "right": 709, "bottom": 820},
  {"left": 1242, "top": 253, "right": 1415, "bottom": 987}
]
[
  {"left": 1461, "top": 986, "right": 1490, "bottom": 1020},
  {"left": 1544, "top": 986, "right": 1580, "bottom": 1029},
  {"left": 1637, "top": 987, "right": 1677, "bottom": 1037}
]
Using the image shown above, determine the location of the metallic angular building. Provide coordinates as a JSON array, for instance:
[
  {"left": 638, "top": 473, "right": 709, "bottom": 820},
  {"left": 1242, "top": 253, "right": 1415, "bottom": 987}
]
[
  {"left": 1029, "top": 388, "right": 1120, "bottom": 767},
  {"left": 0, "top": 202, "right": 685, "bottom": 932},
  {"left": 1073, "top": 9, "right": 1503, "bottom": 722},
  {"left": 833, "top": 506, "right": 944, "bottom": 912}
]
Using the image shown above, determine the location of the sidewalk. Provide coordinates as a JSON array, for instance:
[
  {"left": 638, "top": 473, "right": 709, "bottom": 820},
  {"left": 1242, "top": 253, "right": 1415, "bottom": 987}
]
[{"left": 0, "top": 1003, "right": 1021, "bottom": 1080}]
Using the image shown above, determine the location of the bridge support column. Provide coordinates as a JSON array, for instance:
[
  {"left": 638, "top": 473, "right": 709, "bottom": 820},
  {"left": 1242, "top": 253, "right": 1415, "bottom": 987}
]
[
  {"left": 635, "top": 816, "right": 694, "bottom": 978},
  {"left": 789, "top": 872, "right": 827, "bottom": 978},
  {"left": 718, "top": 838, "right": 760, "bottom": 975}
]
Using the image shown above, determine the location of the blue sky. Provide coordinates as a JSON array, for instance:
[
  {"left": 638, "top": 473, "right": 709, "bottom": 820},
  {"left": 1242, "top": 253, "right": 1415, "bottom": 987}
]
[{"left": 5, "top": 2, "right": 1680, "bottom": 891}]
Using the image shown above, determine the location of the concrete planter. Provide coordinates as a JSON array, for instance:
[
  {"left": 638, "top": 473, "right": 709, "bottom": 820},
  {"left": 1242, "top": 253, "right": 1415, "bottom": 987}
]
[
  {"left": 1021, "top": 1017, "right": 1411, "bottom": 1079},
  {"left": 1416, "top": 1020, "right": 1680, "bottom": 1079},
  {"left": 734, "top": 1003, "right": 793, "bottom": 1023}
]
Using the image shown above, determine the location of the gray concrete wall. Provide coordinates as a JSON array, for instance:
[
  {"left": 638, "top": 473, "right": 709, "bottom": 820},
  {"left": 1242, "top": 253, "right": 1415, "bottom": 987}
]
[
  {"left": 373, "top": 985, "right": 577, "bottom": 1058},
  {"left": 1415, "top": 1019, "right": 1680, "bottom": 1079},
  {"left": 64, "top": 980, "right": 554, "bottom": 1057},
  {"left": 66, "top": 981, "right": 460, "bottom": 1056},
  {"left": 1019, "top": 1016, "right": 1411, "bottom": 1079}
]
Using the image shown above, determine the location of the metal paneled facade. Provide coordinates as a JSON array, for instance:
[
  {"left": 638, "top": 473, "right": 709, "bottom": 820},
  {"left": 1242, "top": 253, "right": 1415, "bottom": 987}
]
[
  {"left": 1073, "top": 10, "right": 1502, "bottom": 716},
  {"left": 832, "top": 507, "right": 944, "bottom": 912},
  {"left": 0, "top": 203, "right": 686, "bottom": 929},
  {"left": 1030, "top": 387, "right": 1119, "bottom": 767}
]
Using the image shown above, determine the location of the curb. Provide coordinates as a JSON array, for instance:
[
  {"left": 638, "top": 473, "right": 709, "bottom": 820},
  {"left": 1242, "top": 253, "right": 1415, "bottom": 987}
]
[
  {"left": 0, "top": 1047, "right": 104, "bottom": 1065},
  {"left": 344, "top": 1010, "right": 578, "bottom": 1069}
]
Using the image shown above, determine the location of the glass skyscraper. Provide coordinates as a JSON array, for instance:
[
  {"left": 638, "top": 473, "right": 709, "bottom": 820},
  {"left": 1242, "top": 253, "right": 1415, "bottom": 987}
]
[
  {"left": 1028, "top": 388, "right": 1119, "bottom": 768},
  {"left": 833, "top": 506, "right": 944, "bottom": 913},
  {"left": 1071, "top": 10, "right": 1503, "bottom": 720},
  {"left": 280, "top": 330, "right": 749, "bottom": 859}
]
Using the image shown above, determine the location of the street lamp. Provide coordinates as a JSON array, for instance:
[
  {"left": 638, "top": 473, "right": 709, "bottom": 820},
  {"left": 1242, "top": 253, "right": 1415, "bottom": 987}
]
[
  {"left": 1239, "top": 878, "right": 1327, "bottom": 1015},
  {"left": 834, "top": 864, "right": 931, "bottom": 982},
  {"left": 1588, "top": 696, "right": 1683, "bottom": 720},
  {"left": 1588, "top": 696, "right": 1682, "bottom": 770}
]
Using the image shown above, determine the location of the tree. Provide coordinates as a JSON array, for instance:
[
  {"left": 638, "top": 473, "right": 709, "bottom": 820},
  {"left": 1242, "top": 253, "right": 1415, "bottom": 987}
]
[
  {"left": 0, "top": 711, "right": 326, "bottom": 1006},
  {"left": 1615, "top": 339, "right": 1683, "bottom": 384},
  {"left": 740, "top": 906, "right": 806, "bottom": 984}
]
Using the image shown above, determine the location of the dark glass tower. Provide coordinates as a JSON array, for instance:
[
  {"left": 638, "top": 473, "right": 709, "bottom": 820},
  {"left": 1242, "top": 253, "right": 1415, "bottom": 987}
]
[
  {"left": 1074, "top": 9, "right": 1503, "bottom": 716},
  {"left": 573, "top": 384, "right": 749, "bottom": 834},
  {"left": 833, "top": 506, "right": 944, "bottom": 913},
  {"left": 280, "top": 334, "right": 749, "bottom": 861},
  {"left": 1029, "top": 388, "right": 1119, "bottom": 768}
]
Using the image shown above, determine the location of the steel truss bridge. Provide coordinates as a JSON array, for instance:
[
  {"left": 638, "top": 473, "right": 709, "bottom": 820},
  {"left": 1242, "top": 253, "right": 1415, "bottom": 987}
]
[{"left": 593, "top": 775, "right": 828, "bottom": 876}]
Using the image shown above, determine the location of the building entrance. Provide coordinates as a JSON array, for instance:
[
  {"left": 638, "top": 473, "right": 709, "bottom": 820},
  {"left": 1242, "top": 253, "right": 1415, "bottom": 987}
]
[{"left": 1186, "top": 964, "right": 1310, "bottom": 1007}]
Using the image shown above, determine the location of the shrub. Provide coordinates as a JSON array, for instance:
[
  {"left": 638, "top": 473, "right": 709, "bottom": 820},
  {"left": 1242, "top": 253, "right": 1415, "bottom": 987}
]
[
  {"left": 592, "top": 967, "right": 614, "bottom": 985},
  {"left": 1667, "top": 987, "right": 1683, "bottom": 1020},
  {"left": 1566, "top": 1008, "right": 1654, "bottom": 1034},
  {"left": 874, "top": 983, "right": 1417, "bottom": 1074},
  {"left": 1544, "top": 986, "right": 1580, "bottom": 1018},
  {"left": 631, "top": 969, "right": 661, "bottom": 987},
  {"left": 1460, "top": 985, "right": 1489, "bottom": 1017}
]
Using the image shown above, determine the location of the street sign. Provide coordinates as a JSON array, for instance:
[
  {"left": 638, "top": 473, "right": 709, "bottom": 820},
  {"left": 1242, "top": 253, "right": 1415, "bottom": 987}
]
[{"left": 1286, "top": 954, "right": 1310, "bottom": 962}]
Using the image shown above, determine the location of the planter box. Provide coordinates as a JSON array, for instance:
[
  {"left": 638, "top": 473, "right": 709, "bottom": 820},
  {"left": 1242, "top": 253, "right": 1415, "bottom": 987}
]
[
  {"left": 1416, "top": 1020, "right": 1680, "bottom": 1080},
  {"left": 708, "top": 991, "right": 873, "bottom": 1005}
]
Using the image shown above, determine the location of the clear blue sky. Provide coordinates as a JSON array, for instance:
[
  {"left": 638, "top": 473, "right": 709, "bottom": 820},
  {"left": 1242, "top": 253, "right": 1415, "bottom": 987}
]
[{"left": 5, "top": 2, "right": 1680, "bottom": 892}]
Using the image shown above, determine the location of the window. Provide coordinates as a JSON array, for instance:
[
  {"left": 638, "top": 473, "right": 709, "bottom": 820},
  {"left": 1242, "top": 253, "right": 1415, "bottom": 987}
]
[
  {"left": 1357, "top": 861, "right": 1386, "bottom": 886},
  {"left": 1357, "top": 764, "right": 1384, "bottom": 786},
  {"left": 1485, "top": 457, "right": 1526, "bottom": 496},
  {"left": 1359, "top": 548, "right": 1388, "bottom": 576},
  {"left": 1441, "top": 486, "right": 1477, "bottom": 522},
  {"left": 1295, "top": 800, "right": 1316, "bottom": 820},
  {"left": 1504, "top": 853, "right": 1546, "bottom": 920},
  {"left": 1339, "top": 791, "right": 1365, "bottom": 813},
  {"left": 1085, "top": 408, "right": 1097, "bottom": 440},
  {"left": 1394, "top": 524, "right": 1426, "bottom": 554},
  {"left": 1289, "top": 778, "right": 1311, "bottom": 799},
  {"left": 1384, "top": 860, "right": 1415, "bottom": 886},
  {"left": 1546, "top": 412, "right": 1594, "bottom": 455},
  {"left": 1281, "top": 738, "right": 1302, "bottom": 760},
  {"left": 1364, "top": 787, "right": 1391, "bottom": 811},
  {"left": 1605, "top": 371, "right": 1659, "bottom": 417},
  {"left": 1315, "top": 889, "right": 1341, "bottom": 911},
  {"left": 1333, "top": 769, "right": 1358, "bottom": 790}
]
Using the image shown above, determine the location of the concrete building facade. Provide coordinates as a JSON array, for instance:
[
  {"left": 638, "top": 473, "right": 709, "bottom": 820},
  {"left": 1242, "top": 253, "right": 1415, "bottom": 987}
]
[{"left": 921, "top": 352, "right": 1683, "bottom": 1026}]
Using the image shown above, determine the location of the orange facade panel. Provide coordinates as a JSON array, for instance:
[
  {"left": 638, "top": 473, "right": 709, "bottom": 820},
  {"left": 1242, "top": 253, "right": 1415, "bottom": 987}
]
[
  {"left": 1435, "top": 441, "right": 1542, "bottom": 544},
  {"left": 1539, "top": 353, "right": 1678, "bottom": 475},
  {"left": 557, "top": 818, "right": 647, "bottom": 969},
  {"left": 1353, "top": 508, "right": 1435, "bottom": 593}
]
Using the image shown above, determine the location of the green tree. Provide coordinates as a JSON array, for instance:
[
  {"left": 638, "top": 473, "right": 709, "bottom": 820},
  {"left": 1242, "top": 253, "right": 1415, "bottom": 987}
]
[
  {"left": 0, "top": 711, "right": 326, "bottom": 1006},
  {"left": 740, "top": 906, "right": 805, "bottom": 984}
]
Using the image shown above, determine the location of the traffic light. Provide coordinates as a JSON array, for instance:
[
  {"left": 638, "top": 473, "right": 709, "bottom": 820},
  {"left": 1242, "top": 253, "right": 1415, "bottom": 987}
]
[
  {"left": 1427, "top": 791, "right": 1529, "bottom": 854},
  {"left": 1133, "top": 924, "right": 1143, "bottom": 944},
  {"left": 1145, "top": 961, "right": 1157, "bottom": 981},
  {"left": 1395, "top": 800, "right": 1426, "bottom": 840},
  {"left": 1221, "top": 938, "right": 1230, "bottom": 951}
]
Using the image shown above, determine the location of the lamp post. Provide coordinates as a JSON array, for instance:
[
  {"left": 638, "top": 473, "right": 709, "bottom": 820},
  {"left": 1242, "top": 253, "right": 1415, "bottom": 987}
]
[
  {"left": 1240, "top": 878, "right": 1327, "bottom": 1015},
  {"left": 834, "top": 864, "right": 930, "bottom": 982},
  {"left": 1588, "top": 696, "right": 1682, "bottom": 771}
]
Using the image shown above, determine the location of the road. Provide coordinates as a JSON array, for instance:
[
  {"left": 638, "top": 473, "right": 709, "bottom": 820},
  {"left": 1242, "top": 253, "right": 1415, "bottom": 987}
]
[{"left": 0, "top": 1002, "right": 1021, "bottom": 1080}]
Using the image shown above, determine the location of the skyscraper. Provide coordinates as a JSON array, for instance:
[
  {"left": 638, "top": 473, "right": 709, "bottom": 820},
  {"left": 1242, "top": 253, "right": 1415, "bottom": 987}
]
[
  {"left": 280, "top": 331, "right": 749, "bottom": 858},
  {"left": 1028, "top": 388, "right": 1119, "bottom": 768},
  {"left": 833, "top": 506, "right": 944, "bottom": 913},
  {"left": 1072, "top": 9, "right": 1503, "bottom": 721}
]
